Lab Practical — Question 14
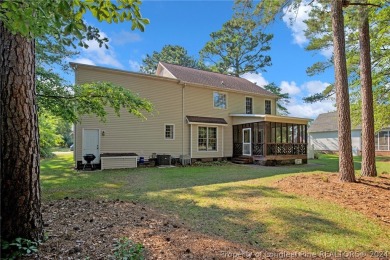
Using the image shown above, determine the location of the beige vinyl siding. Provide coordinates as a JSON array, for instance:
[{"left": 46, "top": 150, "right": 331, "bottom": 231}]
[
  {"left": 74, "top": 64, "right": 278, "bottom": 163},
  {"left": 184, "top": 86, "right": 232, "bottom": 158},
  {"left": 232, "top": 117, "right": 264, "bottom": 126},
  {"left": 75, "top": 66, "right": 185, "bottom": 162},
  {"left": 190, "top": 124, "right": 224, "bottom": 158},
  {"left": 183, "top": 86, "right": 277, "bottom": 158},
  {"left": 232, "top": 116, "right": 308, "bottom": 126},
  {"left": 101, "top": 156, "right": 137, "bottom": 170}
]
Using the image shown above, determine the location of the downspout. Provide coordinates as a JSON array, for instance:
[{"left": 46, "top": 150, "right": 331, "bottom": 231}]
[
  {"left": 222, "top": 127, "right": 224, "bottom": 158},
  {"left": 190, "top": 124, "right": 193, "bottom": 159},
  {"left": 182, "top": 83, "right": 185, "bottom": 158},
  {"left": 70, "top": 63, "right": 78, "bottom": 168}
]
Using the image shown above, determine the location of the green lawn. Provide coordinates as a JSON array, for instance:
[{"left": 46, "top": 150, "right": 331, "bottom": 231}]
[{"left": 41, "top": 152, "right": 390, "bottom": 253}]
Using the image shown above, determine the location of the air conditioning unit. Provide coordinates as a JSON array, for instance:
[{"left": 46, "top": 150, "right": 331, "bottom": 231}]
[
  {"left": 180, "top": 155, "right": 191, "bottom": 166},
  {"left": 157, "top": 154, "right": 171, "bottom": 166}
]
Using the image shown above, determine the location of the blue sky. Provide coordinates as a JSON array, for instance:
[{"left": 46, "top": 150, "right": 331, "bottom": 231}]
[{"left": 70, "top": 0, "right": 336, "bottom": 119}]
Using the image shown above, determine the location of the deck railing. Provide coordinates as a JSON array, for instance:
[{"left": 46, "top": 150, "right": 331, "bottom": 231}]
[
  {"left": 266, "top": 143, "right": 307, "bottom": 155},
  {"left": 233, "top": 143, "right": 307, "bottom": 156}
]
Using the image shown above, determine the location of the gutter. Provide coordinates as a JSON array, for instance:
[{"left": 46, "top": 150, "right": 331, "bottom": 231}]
[{"left": 177, "top": 80, "right": 278, "bottom": 99}]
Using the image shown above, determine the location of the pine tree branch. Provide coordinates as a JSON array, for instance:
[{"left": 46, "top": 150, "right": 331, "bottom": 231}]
[
  {"left": 343, "top": 1, "right": 382, "bottom": 8},
  {"left": 37, "top": 94, "right": 108, "bottom": 99}
]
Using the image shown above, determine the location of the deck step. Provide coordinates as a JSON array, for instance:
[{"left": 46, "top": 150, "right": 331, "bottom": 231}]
[{"left": 232, "top": 156, "right": 253, "bottom": 164}]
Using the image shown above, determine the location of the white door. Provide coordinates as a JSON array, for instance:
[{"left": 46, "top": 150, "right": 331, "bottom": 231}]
[
  {"left": 243, "top": 128, "right": 251, "bottom": 156},
  {"left": 82, "top": 129, "right": 100, "bottom": 164}
]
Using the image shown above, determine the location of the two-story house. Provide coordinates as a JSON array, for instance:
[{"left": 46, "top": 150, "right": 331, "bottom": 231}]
[{"left": 72, "top": 62, "right": 309, "bottom": 169}]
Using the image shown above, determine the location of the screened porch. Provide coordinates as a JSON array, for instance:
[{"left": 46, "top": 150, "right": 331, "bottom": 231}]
[{"left": 233, "top": 121, "right": 308, "bottom": 162}]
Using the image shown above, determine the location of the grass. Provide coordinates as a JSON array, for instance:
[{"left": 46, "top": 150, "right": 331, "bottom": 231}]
[{"left": 41, "top": 152, "right": 390, "bottom": 253}]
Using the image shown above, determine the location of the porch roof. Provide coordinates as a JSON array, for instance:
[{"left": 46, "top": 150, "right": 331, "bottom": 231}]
[
  {"left": 229, "top": 114, "right": 310, "bottom": 125},
  {"left": 186, "top": 116, "right": 228, "bottom": 126}
]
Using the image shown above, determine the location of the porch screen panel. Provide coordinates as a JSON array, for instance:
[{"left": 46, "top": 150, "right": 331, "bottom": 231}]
[
  {"left": 293, "top": 125, "right": 298, "bottom": 143},
  {"left": 282, "top": 124, "right": 287, "bottom": 143},
  {"left": 271, "top": 123, "right": 276, "bottom": 143},
  {"left": 288, "top": 124, "right": 293, "bottom": 143},
  {"left": 276, "top": 123, "right": 282, "bottom": 143}
]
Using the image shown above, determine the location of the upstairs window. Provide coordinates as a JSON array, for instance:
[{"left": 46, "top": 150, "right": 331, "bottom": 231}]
[
  {"left": 246, "top": 97, "right": 253, "bottom": 114},
  {"left": 213, "top": 92, "right": 227, "bottom": 109},
  {"left": 165, "top": 124, "right": 174, "bottom": 140},
  {"left": 265, "top": 100, "right": 272, "bottom": 114}
]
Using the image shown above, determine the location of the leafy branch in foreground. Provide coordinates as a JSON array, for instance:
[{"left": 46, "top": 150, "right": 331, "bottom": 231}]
[
  {"left": 1, "top": 237, "right": 40, "bottom": 259},
  {"left": 38, "top": 81, "right": 153, "bottom": 123}
]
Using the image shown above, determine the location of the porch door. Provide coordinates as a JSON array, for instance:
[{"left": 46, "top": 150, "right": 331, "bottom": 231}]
[
  {"left": 243, "top": 128, "right": 251, "bottom": 156},
  {"left": 82, "top": 129, "right": 100, "bottom": 164}
]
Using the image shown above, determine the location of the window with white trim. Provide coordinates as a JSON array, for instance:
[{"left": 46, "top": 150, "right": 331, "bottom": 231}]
[
  {"left": 165, "top": 124, "right": 174, "bottom": 140},
  {"left": 246, "top": 97, "right": 253, "bottom": 114},
  {"left": 265, "top": 100, "right": 271, "bottom": 114},
  {"left": 198, "top": 127, "right": 217, "bottom": 151},
  {"left": 213, "top": 92, "right": 227, "bottom": 109}
]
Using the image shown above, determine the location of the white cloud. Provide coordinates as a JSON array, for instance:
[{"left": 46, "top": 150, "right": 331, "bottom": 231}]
[
  {"left": 72, "top": 58, "right": 95, "bottom": 66},
  {"left": 282, "top": 2, "right": 312, "bottom": 46},
  {"left": 283, "top": 2, "right": 334, "bottom": 59},
  {"left": 286, "top": 98, "right": 335, "bottom": 119},
  {"left": 302, "top": 80, "right": 330, "bottom": 95},
  {"left": 275, "top": 79, "right": 335, "bottom": 119},
  {"left": 241, "top": 72, "right": 269, "bottom": 86},
  {"left": 280, "top": 81, "right": 301, "bottom": 95},
  {"left": 73, "top": 30, "right": 123, "bottom": 69},
  {"left": 111, "top": 31, "right": 142, "bottom": 45},
  {"left": 320, "top": 46, "right": 333, "bottom": 59},
  {"left": 129, "top": 60, "right": 141, "bottom": 72}
]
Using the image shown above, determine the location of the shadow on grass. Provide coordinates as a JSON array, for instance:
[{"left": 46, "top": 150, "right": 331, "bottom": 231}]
[
  {"left": 41, "top": 153, "right": 389, "bottom": 252},
  {"left": 135, "top": 184, "right": 364, "bottom": 252},
  {"left": 41, "top": 153, "right": 370, "bottom": 198},
  {"left": 269, "top": 207, "right": 359, "bottom": 251}
]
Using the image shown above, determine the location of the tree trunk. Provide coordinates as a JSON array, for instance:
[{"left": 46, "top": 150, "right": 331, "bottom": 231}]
[
  {"left": 359, "top": 6, "right": 377, "bottom": 177},
  {"left": 331, "top": 0, "right": 355, "bottom": 182},
  {"left": 0, "top": 22, "right": 43, "bottom": 241}
]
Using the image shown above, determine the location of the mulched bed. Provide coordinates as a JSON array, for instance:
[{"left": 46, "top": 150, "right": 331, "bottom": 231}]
[
  {"left": 31, "top": 173, "right": 390, "bottom": 259},
  {"left": 273, "top": 173, "right": 390, "bottom": 225},
  {"left": 37, "top": 198, "right": 270, "bottom": 259}
]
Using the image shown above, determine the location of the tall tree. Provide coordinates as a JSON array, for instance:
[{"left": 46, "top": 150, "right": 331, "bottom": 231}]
[
  {"left": 1, "top": 0, "right": 149, "bottom": 242},
  {"left": 303, "top": 0, "right": 389, "bottom": 131},
  {"left": 264, "top": 83, "right": 290, "bottom": 115},
  {"left": 140, "top": 45, "right": 200, "bottom": 74},
  {"left": 200, "top": 15, "right": 272, "bottom": 77},
  {"left": 358, "top": 4, "right": 376, "bottom": 177},
  {"left": 331, "top": 0, "right": 355, "bottom": 182},
  {"left": 253, "top": 0, "right": 356, "bottom": 181},
  {"left": 1, "top": 21, "right": 43, "bottom": 241},
  {"left": 303, "top": 0, "right": 388, "bottom": 176}
]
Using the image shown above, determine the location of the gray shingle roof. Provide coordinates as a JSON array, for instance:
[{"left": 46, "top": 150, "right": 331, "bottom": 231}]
[
  {"left": 160, "top": 62, "right": 277, "bottom": 97},
  {"left": 308, "top": 111, "right": 362, "bottom": 133}
]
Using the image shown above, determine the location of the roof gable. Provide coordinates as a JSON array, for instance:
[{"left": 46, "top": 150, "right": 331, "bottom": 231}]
[
  {"left": 308, "top": 111, "right": 362, "bottom": 133},
  {"left": 158, "top": 62, "right": 277, "bottom": 97}
]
